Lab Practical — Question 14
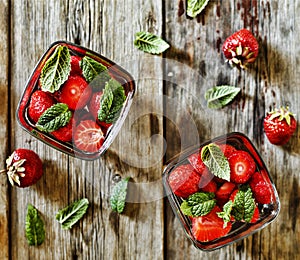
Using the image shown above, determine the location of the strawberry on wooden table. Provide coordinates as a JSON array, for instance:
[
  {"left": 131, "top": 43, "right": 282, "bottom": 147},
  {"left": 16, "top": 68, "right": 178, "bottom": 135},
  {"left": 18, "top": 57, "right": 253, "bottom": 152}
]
[
  {"left": 222, "top": 28, "right": 259, "bottom": 69},
  {"left": 0, "top": 149, "right": 43, "bottom": 188},
  {"left": 263, "top": 106, "right": 297, "bottom": 145}
]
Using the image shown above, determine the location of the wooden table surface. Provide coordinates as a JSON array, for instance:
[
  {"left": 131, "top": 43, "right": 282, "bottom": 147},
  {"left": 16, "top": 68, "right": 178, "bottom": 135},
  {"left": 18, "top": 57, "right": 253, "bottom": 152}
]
[{"left": 0, "top": 0, "right": 299, "bottom": 259}]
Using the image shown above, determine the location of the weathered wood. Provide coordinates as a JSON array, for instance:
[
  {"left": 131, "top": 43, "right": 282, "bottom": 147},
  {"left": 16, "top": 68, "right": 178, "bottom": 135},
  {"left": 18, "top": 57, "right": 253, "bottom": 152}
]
[{"left": 0, "top": 0, "right": 9, "bottom": 259}]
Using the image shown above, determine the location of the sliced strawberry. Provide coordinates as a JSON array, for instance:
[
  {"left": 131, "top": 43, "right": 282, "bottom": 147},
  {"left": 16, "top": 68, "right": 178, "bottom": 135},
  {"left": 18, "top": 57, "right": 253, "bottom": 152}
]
[
  {"left": 218, "top": 144, "right": 237, "bottom": 158},
  {"left": 188, "top": 150, "right": 206, "bottom": 174},
  {"left": 191, "top": 206, "right": 232, "bottom": 242},
  {"left": 28, "top": 90, "right": 55, "bottom": 123},
  {"left": 168, "top": 164, "right": 201, "bottom": 198},
  {"left": 73, "top": 120, "right": 104, "bottom": 153},
  {"left": 57, "top": 75, "right": 92, "bottom": 110},
  {"left": 249, "top": 172, "right": 272, "bottom": 204},
  {"left": 51, "top": 115, "right": 74, "bottom": 142},
  {"left": 228, "top": 150, "right": 256, "bottom": 184},
  {"left": 215, "top": 182, "right": 237, "bottom": 206}
]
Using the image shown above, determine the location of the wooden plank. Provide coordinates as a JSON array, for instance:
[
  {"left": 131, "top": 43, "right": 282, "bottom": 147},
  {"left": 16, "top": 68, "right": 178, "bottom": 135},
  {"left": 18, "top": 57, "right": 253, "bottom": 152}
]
[
  {"left": 164, "top": 0, "right": 300, "bottom": 259},
  {"left": 10, "top": 0, "right": 164, "bottom": 259},
  {"left": 0, "top": 0, "right": 9, "bottom": 259}
]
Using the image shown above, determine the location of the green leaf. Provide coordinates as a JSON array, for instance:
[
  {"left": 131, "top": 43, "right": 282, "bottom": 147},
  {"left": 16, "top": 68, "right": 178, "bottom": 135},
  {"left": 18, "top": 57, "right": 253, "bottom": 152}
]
[
  {"left": 205, "top": 85, "right": 241, "bottom": 109},
  {"left": 110, "top": 177, "right": 130, "bottom": 213},
  {"left": 25, "top": 204, "right": 45, "bottom": 246},
  {"left": 187, "top": 0, "right": 211, "bottom": 18},
  {"left": 98, "top": 79, "right": 126, "bottom": 123},
  {"left": 36, "top": 103, "right": 72, "bottom": 133},
  {"left": 134, "top": 31, "right": 170, "bottom": 54},
  {"left": 80, "top": 56, "right": 111, "bottom": 88},
  {"left": 231, "top": 185, "right": 255, "bottom": 222},
  {"left": 180, "top": 192, "right": 216, "bottom": 217},
  {"left": 201, "top": 143, "right": 230, "bottom": 181},
  {"left": 55, "top": 198, "right": 89, "bottom": 230},
  {"left": 217, "top": 200, "right": 233, "bottom": 227},
  {"left": 40, "top": 45, "right": 71, "bottom": 93}
]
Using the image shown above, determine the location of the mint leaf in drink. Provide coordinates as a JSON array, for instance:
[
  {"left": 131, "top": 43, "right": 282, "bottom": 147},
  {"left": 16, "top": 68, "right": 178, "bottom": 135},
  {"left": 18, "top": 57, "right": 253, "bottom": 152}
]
[
  {"left": 205, "top": 85, "right": 241, "bottom": 109},
  {"left": 25, "top": 204, "right": 45, "bottom": 246},
  {"left": 36, "top": 103, "right": 72, "bottom": 133},
  {"left": 55, "top": 198, "right": 89, "bottom": 230},
  {"left": 110, "top": 177, "right": 130, "bottom": 213},
  {"left": 98, "top": 79, "right": 126, "bottom": 123},
  {"left": 201, "top": 143, "right": 230, "bottom": 181},
  {"left": 187, "top": 0, "right": 211, "bottom": 18},
  {"left": 134, "top": 31, "right": 170, "bottom": 54},
  {"left": 40, "top": 45, "right": 71, "bottom": 93},
  {"left": 180, "top": 192, "right": 216, "bottom": 217},
  {"left": 80, "top": 56, "right": 111, "bottom": 87}
]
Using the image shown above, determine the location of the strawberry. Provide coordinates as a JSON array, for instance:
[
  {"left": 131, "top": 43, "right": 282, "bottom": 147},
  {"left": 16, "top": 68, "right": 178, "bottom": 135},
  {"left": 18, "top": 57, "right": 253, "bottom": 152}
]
[
  {"left": 191, "top": 206, "right": 232, "bottom": 242},
  {"left": 0, "top": 149, "right": 43, "bottom": 188},
  {"left": 88, "top": 91, "right": 103, "bottom": 119},
  {"left": 70, "top": 55, "right": 82, "bottom": 75},
  {"left": 222, "top": 28, "right": 259, "bottom": 69},
  {"left": 57, "top": 75, "right": 92, "bottom": 110},
  {"left": 215, "top": 182, "right": 236, "bottom": 206},
  {"left": 28, "top": 90, "right": 55, "bottom": 123},
  {"left": 250, "top": 205, "right": 260, "bottom": 223},
  {"left": 263, "top": 106, "right": 297, "bottom": 145},
  {"left": 228, "top": 150, "right": 256, "bottom": 184},
  {"left": 249, "top": 172, "right": 272, "bottom": 204},
  {"left": 200, "top": 178, "right": 217, "bottom": 193},
  {"left": 168, "top": 164, "right": 201, "bottom": 198},
  {"left": 188, "top": 151, "right": 206, "bottom": 174},
  {"left": 51, "top": 115, "right": 74, "bottom": 142},
  {"left": 218, "top": 144, "right": 237, "bottom": 158},
  {"left": 73, "top": 120, "right": 105, "bottom": 153}
]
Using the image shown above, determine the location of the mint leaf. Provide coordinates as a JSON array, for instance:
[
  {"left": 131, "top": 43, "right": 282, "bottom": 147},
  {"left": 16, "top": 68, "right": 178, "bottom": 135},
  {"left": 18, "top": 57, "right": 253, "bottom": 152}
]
[
  {"left": 25, "top": 204, "right": 45, "bottom": 246},
  {"left": 205, "top": 85, "right": 241, "bottom": 109},
  {"left": 40, "top": 45, "right": 71, "bottom": 93},
  {"left": 98, "top": 79, "right": 126, "bottom": 123},
  {"left": 55, "top": 198, "right": 89, "bottom": 230},
  {"left": 201, "top": 143, "right": 230, "bottom": 181},
  {"left": 187, "top": 0, "right": 210, "bottom": 18},
  {"left": 80, "top": 56, "right": 111, "bottom": 87},
  {"left": 217, "top": 200, "right": 233, "bottom": 227},
  {"left": 134, "top": 31, "right": 170, "bottom": 54},
  {"left": 180, "top": 192, "right": 216, "bottom": 217},
  {"left": 36, "top": 103, "right": 72, "bottom": 133},
  {"left": 110, "top": 177, "right": 130, "bottom": 213},
  {"left": 231, "top": 185, "right": 255, "bottom": 222}
]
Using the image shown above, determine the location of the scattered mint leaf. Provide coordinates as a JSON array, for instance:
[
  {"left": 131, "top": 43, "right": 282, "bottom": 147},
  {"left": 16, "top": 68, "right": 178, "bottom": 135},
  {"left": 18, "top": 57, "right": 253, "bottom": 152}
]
[
  {"left": 36, "top": 103, "right": 72, "bottom": 133},
  {"left": 55, "top": 198, "right": 89, "bottom": 230},
  {"left": 201, "top": 143, "right": 230, "bottom": 181},
  {"left": 231, "top": 185, "right": 255, "bottom": 222},
  {"left": 80, "top": 56, "right": 111, "bottom": 88},
  {"left": 134, "top": 31, "right": 170, "bottom": 54},
  {"left": 110, "top": 177, "right": 130, "bottom": 213},
  {"left": 217, "top": 200, "right": 233, "bottom": 227},
  {"left": 25, "top": 204, "right": 45, "bottom": 246},
  {"left": 204, "top": 85, "right": 241, "bottom": 109},
  {"left": 98, "top": 79, "right": 126, "bottom": 123},
  {"left": 40, "top": 45, "right": 71, "bottom": 93},
  {"left": 180, "top": 192, "right": 216, "bottom": 217},
  {"left": 187, "top": 0, "right": 211, "bottom": 18}
]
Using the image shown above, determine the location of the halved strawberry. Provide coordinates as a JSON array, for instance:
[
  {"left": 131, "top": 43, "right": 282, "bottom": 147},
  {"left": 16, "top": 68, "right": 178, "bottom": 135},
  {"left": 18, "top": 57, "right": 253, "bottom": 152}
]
[
  {"left": 188, "top": 150, "right": 206, "bottom": 174},
  {"left": 249, "top": 172, "right": 272, "bottom": 204},
  {"left": 73, "top": 120, "right": 104, "bottom": 153},
  {"left": 168, "top": 164, "right": 201, "bottom": 198},
  {"left": 228, "top": 150, "right": 256, "bottom": 184},
  {"left": 191, "top": 206, "right": 232, "bottom": 242},
  {"left": 215, "top": 182, "right": 237, "bottom": 206},
  {"left": 57, "top": 75, "right": 92, "bottom": 110}
]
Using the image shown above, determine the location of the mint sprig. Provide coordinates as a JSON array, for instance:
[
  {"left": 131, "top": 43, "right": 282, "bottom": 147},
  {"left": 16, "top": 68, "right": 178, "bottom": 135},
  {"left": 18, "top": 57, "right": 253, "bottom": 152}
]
[
  {"left": 25, "top": 204, "right": 45, "bottom": 246},
  {"left": 205, "top": 85, "right": 241, "bottom": 109},
  {"left": 36, "top": 103, "right": 72, "bottom": 133},
  {"left": 201, "top": 143, "right": 230, "bottom": 181},
  {"left": 80, "top": 56, "right": 111, "bottom": 87},
  {"left": 110, "top": 177, "right": 130, "bottom": 213},
  {"left": 134, "top": 31, "right": 170, "bottom": 55},
  {"left": 55, "top": 198, "right": 89, "bottom": 230},
  {"left": 40, "top": 45, "right": 71, "bottom": 93},
  {"left": 180, "top": 192, "right": 216, "bottom": 217},
  {"left": 98, "top": 79, "right": 126, "bottom": 123},
  {"left": 187, "top": 0, "right": 211, "bottom": 18}
]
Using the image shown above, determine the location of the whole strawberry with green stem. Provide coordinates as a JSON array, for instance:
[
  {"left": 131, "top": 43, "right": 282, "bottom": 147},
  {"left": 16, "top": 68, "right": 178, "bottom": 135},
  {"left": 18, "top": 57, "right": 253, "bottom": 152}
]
[
  {"left": 0, "top": 149, "right": 43, "bottom": 187},
  {"left": 264, "top": 106, "right": 297, "bottom": 145},
  {"left": 222, "top": 28, "right": 259, "bottom": 69}
]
